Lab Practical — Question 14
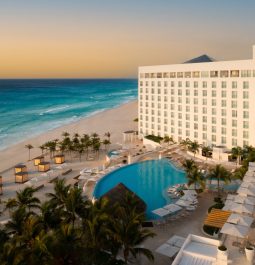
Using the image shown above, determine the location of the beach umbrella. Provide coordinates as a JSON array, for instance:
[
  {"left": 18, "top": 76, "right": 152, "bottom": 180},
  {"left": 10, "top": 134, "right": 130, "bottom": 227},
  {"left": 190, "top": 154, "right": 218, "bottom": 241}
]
[
  {"left": 237, "top": 187, "right": 255, "bottom": 197},
  {"left": 220, "top": 223, "right": 249, "bottom": 238},
  {"left": 152, "top": 208, "right": 170, "bottom": 217},
  {"left": 163, "top": 204, "right": 182, "bottom": 213},
  {"left": 227, "top": 213, "right": 253, "bottom": 227}
]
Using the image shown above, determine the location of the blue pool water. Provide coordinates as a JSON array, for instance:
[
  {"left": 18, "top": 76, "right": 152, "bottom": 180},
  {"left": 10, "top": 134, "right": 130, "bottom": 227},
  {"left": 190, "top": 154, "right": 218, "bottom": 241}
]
[
  {"left": 94, "top": 159, "right": 187, "bottom": 219},
  {"left": 0, "top": 79, "right": 137, "bottom": 150}
]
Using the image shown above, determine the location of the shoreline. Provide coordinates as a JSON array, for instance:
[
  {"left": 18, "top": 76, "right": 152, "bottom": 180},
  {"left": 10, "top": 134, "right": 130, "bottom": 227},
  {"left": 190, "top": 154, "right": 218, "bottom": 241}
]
[{"left": 0, "top": 100, "right": 138, "bottom": 173}]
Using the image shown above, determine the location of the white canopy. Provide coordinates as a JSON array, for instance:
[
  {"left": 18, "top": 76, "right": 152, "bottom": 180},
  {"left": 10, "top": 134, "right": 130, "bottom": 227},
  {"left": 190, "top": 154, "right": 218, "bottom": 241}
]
[
  {"left": 227, "top": 213, "right": 253, "bottom": 227},
  {"left": 237, "top": 187, "right": 255, "bottom": 197},
  {"left": 220, "top": 223, "right": 249, "bottom": 238},
  {"left": 163, "top": 204, "right": 182, "bottom": 213},
  {"left": 152, "top": 208, "right": 170, "bottom": 217},
  {"left": 223, "top": 202, "right": 254, "bottom": 215}
]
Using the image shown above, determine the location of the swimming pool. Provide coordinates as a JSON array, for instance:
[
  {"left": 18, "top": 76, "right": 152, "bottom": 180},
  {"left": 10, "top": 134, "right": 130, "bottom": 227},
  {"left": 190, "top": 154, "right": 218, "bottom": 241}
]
[{"left": 93, "top": 159, "right": 187, "bottom": 219}]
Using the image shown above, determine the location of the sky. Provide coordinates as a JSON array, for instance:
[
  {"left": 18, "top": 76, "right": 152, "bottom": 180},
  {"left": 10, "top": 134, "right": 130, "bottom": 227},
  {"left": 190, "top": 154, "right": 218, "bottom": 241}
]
[{"left": 0, "top": 0, "right": 255, "bottom": 78}]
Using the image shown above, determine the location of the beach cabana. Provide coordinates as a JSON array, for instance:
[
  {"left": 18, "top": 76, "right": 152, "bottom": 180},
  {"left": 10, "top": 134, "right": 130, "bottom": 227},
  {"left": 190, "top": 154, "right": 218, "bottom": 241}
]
[
  {"left": 54, "top": 154, "right": 65, "bottom": 164},
  {"left": 101, "top": 183, "right": 146, "bottom": 214},
  {"left": 223, "top": 202, "right": 254, "bottom": 215},
  {"left": 34, "top": 156, "right": 44, "bottom": 166},
  {"left": 237, "top": 187, "right": 255, "bottom": 197},
  {"left": 15, "top": 172, "right": 28, "bottom": 183},
  {"left": 14, "top": 164, "right": 27, "bottom": 174},
  {"left": 38, "top": 162, "right": 50, "bottom": 172},
  {"left": 0, "top": 176, "right": 2, "bottom": 195},
  {"left": 227, "top": 213, "right": 253, "bottom": 227},
  {"left": 220, "top": 223, "right": 249, "bottom": 239},
  {"left": 204, "top": 208, "right": 231, "bottom": 229},
  {"left": 123, "top": 130, "right": 138, "bottom": 143}
]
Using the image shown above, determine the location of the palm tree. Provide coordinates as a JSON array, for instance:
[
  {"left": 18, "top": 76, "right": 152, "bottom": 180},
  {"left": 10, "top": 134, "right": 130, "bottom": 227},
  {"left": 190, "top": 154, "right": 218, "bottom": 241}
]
[
  {"left": 25, "top": 144, "right": 33, "bottom": 161},
  {"left": 39, "top": 145, "right": 46, "bottom": 155},
  {"left": 180, "top": 138, "right": 191, "bottom": 150},
  {"left": 105, "top": 132, "right": 111, "bottom": 142},
  {"left": 231, "top": 146, "right": 243, "bottom": 165},
  {"left": 163, "top": 135, "right": 173, "bottom": 146},
  {"left": 207, "top": 165, "right": 231, "bottom": 196},
  {"left": 62, "top": 131, "right": 70, "bottom": 138},
  {"left": 182, "top": 159, "right": 197, "bottom": 177},
  {"left": 102, "top": 139, "right": 111, "bottom": 151},
  {"left": 187, "top": 168, "right": 205, "bottom": 190},
  {"left": 188, "top": 141, "right": 200, "bottom": 157}
]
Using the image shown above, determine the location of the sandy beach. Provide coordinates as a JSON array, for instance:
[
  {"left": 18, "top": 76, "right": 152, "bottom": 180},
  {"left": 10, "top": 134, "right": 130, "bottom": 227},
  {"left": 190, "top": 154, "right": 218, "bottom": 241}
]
[{"left": 0, "top": 100, "right": 138, "bottom": 173}]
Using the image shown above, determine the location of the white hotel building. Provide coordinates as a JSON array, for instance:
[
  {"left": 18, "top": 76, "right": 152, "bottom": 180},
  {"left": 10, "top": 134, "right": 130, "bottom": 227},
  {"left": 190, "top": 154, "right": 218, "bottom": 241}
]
[{"left": 138, "top": 46, "right": 255, "bottom": 150}]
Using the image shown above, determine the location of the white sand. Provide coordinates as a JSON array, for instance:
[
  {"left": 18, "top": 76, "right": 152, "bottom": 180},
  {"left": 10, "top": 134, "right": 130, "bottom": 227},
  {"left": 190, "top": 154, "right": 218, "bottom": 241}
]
[{"left": 0, "top": 100, "right": 138, "bottom": 173}]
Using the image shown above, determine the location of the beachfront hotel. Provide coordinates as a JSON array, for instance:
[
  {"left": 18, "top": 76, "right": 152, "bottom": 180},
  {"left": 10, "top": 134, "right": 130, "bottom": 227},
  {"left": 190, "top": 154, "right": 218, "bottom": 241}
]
[{"left": 138, "top": 45, "right": 255, "bottom": 150}]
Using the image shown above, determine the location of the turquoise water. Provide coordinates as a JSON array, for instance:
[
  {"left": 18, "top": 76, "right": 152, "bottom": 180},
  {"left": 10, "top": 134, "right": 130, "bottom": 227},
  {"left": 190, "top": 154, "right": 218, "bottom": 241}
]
[
  {"left": 0, "top": 79, "right": 137, "bottom": 150},
  {"left": 94, "top": 159, "right": 187, "bottom": 219}
]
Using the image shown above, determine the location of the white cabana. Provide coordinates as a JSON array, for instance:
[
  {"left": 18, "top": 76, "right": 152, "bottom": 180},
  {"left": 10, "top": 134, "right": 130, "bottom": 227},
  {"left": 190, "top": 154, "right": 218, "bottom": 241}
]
[
  {"left": 233, "top": 195, "right": 255, "bottom": 205},
  {"left": 237, "top": 187, "right": 255, "bottom": 197},
  {"left": 220, "top": 223, "right": 249, "bottom": 238},
  {"left": 163, "top": 204, "right": 182, "bottom": 213},
  {"left": 227, "top": 213, "right": 253, "bottom": 227},
  {"left": 152, "top": 208, "right": 170, "bottom": 217},
  {"left": 223, "top": 202, "right": 254, "bottom": 215}
]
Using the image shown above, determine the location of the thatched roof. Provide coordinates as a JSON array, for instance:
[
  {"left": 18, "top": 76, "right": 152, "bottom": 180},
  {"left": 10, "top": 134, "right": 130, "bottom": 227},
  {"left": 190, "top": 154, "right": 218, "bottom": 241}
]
[{"left": 102, "top": 183, "right": 146, "bottom": 214}]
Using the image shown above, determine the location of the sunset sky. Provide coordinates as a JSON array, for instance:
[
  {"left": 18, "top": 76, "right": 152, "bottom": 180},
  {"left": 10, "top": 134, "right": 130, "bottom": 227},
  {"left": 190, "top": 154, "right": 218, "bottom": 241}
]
[{"left": 1, "top": 0, "right": 255, "bottom": 78}]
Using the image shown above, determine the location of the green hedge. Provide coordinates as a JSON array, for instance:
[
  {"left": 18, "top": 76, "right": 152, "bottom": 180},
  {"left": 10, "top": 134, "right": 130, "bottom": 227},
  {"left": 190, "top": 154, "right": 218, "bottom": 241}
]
[{"left": 145, "top": 135, "right": 163, "bottom": 143}]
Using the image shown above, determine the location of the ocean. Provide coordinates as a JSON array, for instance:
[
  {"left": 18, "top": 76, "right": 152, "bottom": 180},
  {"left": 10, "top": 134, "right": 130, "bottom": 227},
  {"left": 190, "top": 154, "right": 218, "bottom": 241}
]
[{"left": 0, "top": 79, "right": 137, "bottom": 150}]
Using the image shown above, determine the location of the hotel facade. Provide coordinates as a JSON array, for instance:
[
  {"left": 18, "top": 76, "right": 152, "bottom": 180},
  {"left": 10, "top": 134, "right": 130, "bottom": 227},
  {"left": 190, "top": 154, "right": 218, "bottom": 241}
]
[{"left": 138, "top": 46, "right": 255, "bottom": 149}]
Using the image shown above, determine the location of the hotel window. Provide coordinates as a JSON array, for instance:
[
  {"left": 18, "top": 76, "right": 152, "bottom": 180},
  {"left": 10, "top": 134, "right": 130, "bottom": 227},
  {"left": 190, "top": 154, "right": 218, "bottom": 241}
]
[
  {"left": 243, "top": 91, "right": 249, "bottom": 99},
  {"left": 178, "top": 89, "right": 182, "bottom": 95},
  {"left": 151, "top": 110, "right": 154, "bottom": 115},
  {"left": 232, "top": 91, "right": 237, "bottom": 99},
  {"left": 243, "top": 101, "right": 249, "bottom": 109},
  {"left": 186, "top": 114, "right": 190, "bottom": 120},
  {"left": 164, "top": 96, "right": 168, "bottom": 102},
  {"left": 186, "top": 98, "right": 190, "bottom": 104},
  {"left": 243, "top": 140, "right": 249, "bottom": 147},
  {"left": 203, "top": 116, "right": 207, "bottom": 123},
  {"left": 201, "top": 71, "right": 209, "bottom": 78},
  {"left": 203, "top": 133, "right": 207, "bottom": 140},
  {"left": 185, "top": 72, "right": 191, "bottom": 78},
  {"left": 186, "top": 122, "right": 190, "bottom": 128},
  {"left": 221, "top": 91, "right": 226, "bottom": 98},
  {"left": 194, "top": 82, "right": 198, "bottom": 88},
  {"left": 203, "top": 99, "right": 207, "bottom": 105},
  {"left": 171, "top": 81, "right": 175, "bottom": 87},
  {"left": 232, "top": 139, "right": 237, "bottom": 146},
  {"left": 164, "top": 104, "right": 167, "bottom": 109},
  {"left": 171, "top": 98, "right": 174, "bottom": 103},
  {"left": 140, "top": 81, "right": 143, "bottom": 86},
  {"left": 194, "top": 106, "right": 198, "bottom": 113},
  {"left": 158, "top": 117, "right": 161, "bottom": 123},
  {"left": 186, "top": 90, "right": 190, "bottom": 96},
  {"left": 171, "top": 120, "right": 174, "bottom": 125},
  {"left": 221, "top": 118, "right": 226, "bottom": 125},
  {"left": 212, "top": 90, "right": 217, "bottom": 97},
  {"left": 164, "top": 126, "right": 167, "bottom": 132},
  {"left": 151, "top": 88, "right": 155, "bottom": 94},
  {"left": 151, "top": 117, "right": 154, "bottom": 122},
  {"left": 212, "top": 108, "right": 216, "bottom": 115},
  {"left": 185, "top": 81, "right": 190, "bottom": 87},
  {"left": 232, "top": 81, "right": 237, "bottom": 89},
  {"left": 194, "top": 123, "right": 198, "bottom": 130},
  {"left": 178, "top": 113, "right": 182, "bottom": 119},
  {"left": 241, "top": 70, "right": 252, "bottom": 77},
  {"left": 212, "top": 126, "right": 216, "bottom": 133},
  {"left": 221, "top": 81, "right": 227, "bottom": 89},
  {"left": 193, "top": 71, "right": 200, "bottom": 78},
  {"left": 212, "top": 81, "right": 217, "bottom": 88},
  {"left": 202, "top": 124, "right": 207, "bottom": 131},
  {"left": 232, "top": 110, "right": 237, "bottom": 118},
  {"left": 178, "top": 105, "right": 182, "bottom": 111},
  {"left": 171, "top": 127, "right": 175, "bottom": 133},
  {"left": 158, "top": 96, "right": 161, "bottom": 101},
  {"left": 202, "top": 82, "right": 207, "bottom": 88},
  {"left": 157, "top": 88, "right": 161, "bottom": 94},
  {"left": 170, "top": 72, "right": 176, "bottom": 78},
  {"left": 221, "top": 127, "right": 226, "bottom": 135},
  {"left": 171, "top": 112, "right": 174, "bottom": 118},
  {"left": 157, "top": 73, "right": 162, "bottom": 78},
  {"left": 202, "top": 90, "right": 207, "bottom": 96},
  {"left": 171, "top": 89, "right": 174, "bottom": 95},
  {"left": 157, "top": 103, "right": 161, "bottom": 108},
  {"left": 186, "top": 130, "right": 190, "bottom": 137},
  {"left": 212, "top": 99, "right": 216, "bottom": 106},
  {"left": 194, "top": 98, "right": 198, "bottom": 105},
  {"left": 220, "top": 71, "right": 229, "bottom": 78},
  {"left": 243, "top": 131, "right": 249, "bottom": 139},
  {"left": 243, "top": 81, "right": 249, "bottom": 89},
  {"left": 193, "top": 131, "right": 198, "bottom": 138},
  {"left": 221, "top": 137, "right": 226, "bottom": 144},
  {"left": 232, "top": 120, "right": 237, "bottom": 127},
  {"left": 203, "top": 107, "right": 207, "bottom": 114},
  {"left": 212, "top": 135, "right": 216, "bottom": 142},
  {"left": 178, "top": 97, "right": 182, "bottom": 103},
  {"left": 221, "top": 109, "right": 226, "bottom": 116},
  {"left": 164, "top": 88, "right": 167, "bottom": 94},
  {"left": 231, "top": 101, "right": 237, "bottom": 108},
  {"left": 151, "top": 73, "right": 156, "bottom": 78},
  {"left": 145, "top": 81, "right": 149, "bottom": 86},
  {"left": 163, "top": 73, "right": 169, "bottom": 78},
  {"left": 232, "top": 129, "right": 237, "bottom": 137},
  {"left": 194, "top": 115, "right": 198, "bottom": 121},
  {"left": 221, "top": 100, "right": 226, "bottom": 107},
  {"left": 177, "top": 72, "right": 183, "bottom": 78},
  {"left": 158, "top": 125, "right": 161, "bottom": 130},
  {"left": 231, "top": 70, "right": 239, "bottom": 77},
  {"left": 243, "top": 111, "right": 249, "bottom": 119},
  {"left": 140, "top": 88, "right": 143, "bottom": 93},
  {"left": 164, "top": 81, "right": 168, "bottom": 87},
  {"left": 210, "top": 71, "right": 218, "bottom": 77},
  {"left": 178, "top": 129, "right": 182, "bottom": 135},
  {"left": 243, "top": 121, "right": 249, "bottom": 129},
  {"left": 194, "top": 90, "right": 198, "bottom": 96}
]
